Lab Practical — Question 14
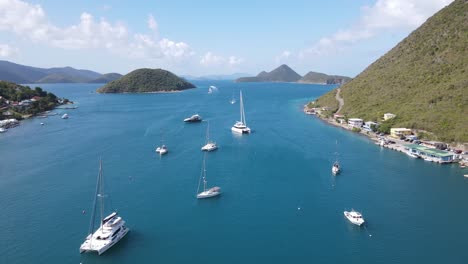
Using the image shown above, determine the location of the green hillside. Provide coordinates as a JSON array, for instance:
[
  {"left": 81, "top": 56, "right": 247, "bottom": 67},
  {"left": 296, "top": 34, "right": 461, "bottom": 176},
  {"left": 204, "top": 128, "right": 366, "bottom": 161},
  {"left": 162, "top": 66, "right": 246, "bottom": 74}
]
[
  {"left": 96, "top": 68, "right": 195, "bottom": 93},
  {"left": 0, "top": 81, "right": 62, "bottom": 119},
  {"left": 315, "top": 0, "right": 468, "bottom": 143}
]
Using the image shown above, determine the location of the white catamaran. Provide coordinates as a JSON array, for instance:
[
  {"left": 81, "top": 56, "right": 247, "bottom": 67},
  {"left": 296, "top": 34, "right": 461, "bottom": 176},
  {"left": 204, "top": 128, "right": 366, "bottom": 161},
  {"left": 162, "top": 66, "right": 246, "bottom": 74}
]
[
  {"left": 80, "top": 159, "right": 129, "bottom": 255},
  {"left": 201, "top": 121, "right": 218, "bottom": 152},
  {"left": 197, "top": 153, "right": 221, "bottom": 199},
  {"left": 231, "top": 90, "right": 251, "bottom": 134}
]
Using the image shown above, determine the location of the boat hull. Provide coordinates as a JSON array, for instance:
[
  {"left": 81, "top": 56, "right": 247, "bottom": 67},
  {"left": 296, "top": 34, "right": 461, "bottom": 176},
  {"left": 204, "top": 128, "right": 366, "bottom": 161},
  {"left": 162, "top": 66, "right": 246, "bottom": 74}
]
[
  {"left": 231, "top": 126, "right": 251, "bottom": 134},
  {"left": 344, "top": 211, "right": 365, "bottom": 226},
  {"left": 80, "top": 226, "right": 129, "bottom": 255},
  {"left": 201, "top": 144, "right": 218, "bottom": 151},
  {"left": 197, "top": 191, "right": 221, "bottom": 199}
]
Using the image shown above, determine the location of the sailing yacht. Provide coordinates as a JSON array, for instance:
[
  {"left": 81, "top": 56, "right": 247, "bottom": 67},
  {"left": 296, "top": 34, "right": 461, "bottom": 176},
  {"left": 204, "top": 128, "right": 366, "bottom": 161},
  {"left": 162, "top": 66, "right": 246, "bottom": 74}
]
[
  {"left": 155, "top": 129, "right": 168, "bottom": 155},
  {"left": 201, "top": 121, "right": 218, "bottom": 151},
  {"left": 231, "top": 90, "right": 251, "bottom": 134},
  {"left": 80, "top": 159, "right": 129, "bottom": 255},
  {"left": 197, "top": 153, "right": 221, "bottom": 199}
]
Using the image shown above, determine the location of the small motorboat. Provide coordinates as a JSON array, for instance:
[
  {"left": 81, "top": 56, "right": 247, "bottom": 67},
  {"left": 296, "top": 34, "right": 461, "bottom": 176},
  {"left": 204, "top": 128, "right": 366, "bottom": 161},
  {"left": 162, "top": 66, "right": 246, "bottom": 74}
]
[
  {"left": 61, "top": 113, "right": 69, "bottom": 119},
  {"left": 40, "top": 122, "right": 45, "bottom": 126},
  {"left": 344, "top": 209, "right": 365, "bottom": 226},
  {"left": 155, "top": 145, "right": 168, "bottom": 155},
  {"left": 332, "top": 162, "right": 340, "bottom": 175},
  {"left": 184, "top": 114, "right": 202, "bottom": 123},
  {"left": 201, "top": 142, "right": 218, "bottom": 152}
]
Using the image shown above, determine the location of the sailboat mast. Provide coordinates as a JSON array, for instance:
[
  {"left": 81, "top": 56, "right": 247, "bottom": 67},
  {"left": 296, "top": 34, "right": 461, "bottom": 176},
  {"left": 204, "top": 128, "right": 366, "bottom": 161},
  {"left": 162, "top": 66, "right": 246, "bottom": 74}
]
[
  {"left": 239, "top": 90, "right": 243, "bottom": 123},
  {"left": 99, "top": 159, "right": 104, "bottom": 225},
  {"left": 88, "top": 159, "right": 101, "bottom": 235}
]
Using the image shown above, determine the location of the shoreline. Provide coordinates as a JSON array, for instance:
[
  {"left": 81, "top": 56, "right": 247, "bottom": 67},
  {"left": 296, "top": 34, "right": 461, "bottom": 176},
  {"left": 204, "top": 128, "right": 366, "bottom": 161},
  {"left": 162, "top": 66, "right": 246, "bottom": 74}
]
[{"left": 303, "top": 106, "right": 468, "bottom": 167}]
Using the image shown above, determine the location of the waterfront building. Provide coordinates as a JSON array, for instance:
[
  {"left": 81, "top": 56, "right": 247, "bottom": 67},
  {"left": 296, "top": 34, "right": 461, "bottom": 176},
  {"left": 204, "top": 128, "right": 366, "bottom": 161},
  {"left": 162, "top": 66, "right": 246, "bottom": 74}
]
[
  {"left": 390, "top": 128, "right": 412, "bottom": 138},
  {"left": 348, "top": 118, "right": 363, "bottom": 128},
  {"left": 405, "top": 144, "right": 455, "bottom": 163}
]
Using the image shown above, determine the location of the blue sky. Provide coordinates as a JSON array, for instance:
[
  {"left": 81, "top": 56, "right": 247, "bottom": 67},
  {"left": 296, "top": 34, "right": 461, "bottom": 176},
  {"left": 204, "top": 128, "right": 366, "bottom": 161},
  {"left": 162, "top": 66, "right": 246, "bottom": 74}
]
[{"left": 0, "top": 0, "right": 453, "bottom": 76}]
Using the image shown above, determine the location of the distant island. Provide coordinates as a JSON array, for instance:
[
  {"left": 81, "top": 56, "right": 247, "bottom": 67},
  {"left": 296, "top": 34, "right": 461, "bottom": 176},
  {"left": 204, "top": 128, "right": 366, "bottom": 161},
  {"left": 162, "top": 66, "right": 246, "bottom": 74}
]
[
  {"left": 0, "top": 60, "right": 122, "bottom": 84},
  {"left": 96, "top": 68, "right": 196, "bottom": 93},
  {"left": 235, "top": 64, "right": 350, "bottom": 84},
  {"left": 298, "top": 72, "right": 351, "bottom": 84},
  {"left": 312, "top": 0, "right": 467, "bottom": 144},
  {"left": 0, "top": 81, "right": 70, "bottom": 121}
]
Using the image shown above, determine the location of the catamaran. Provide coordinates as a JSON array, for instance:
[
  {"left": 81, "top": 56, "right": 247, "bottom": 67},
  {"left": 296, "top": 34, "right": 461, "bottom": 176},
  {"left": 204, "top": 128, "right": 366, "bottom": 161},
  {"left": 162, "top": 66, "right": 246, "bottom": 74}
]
[
  {"left": 231, "top": 90, "right": 251, "bottom": 134},
  {"left": 197, "top": 153, "right": 221, "bottom": 199},
  {"left": 80, "top": 159, "right": 129, "bottom": 255},
  {"left": 201, "top": 121, "right": 218, "bottom": 152}
]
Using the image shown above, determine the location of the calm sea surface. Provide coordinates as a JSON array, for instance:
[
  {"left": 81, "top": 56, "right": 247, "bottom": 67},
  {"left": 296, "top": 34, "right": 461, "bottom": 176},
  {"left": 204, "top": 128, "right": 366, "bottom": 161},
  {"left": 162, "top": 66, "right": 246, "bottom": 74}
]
[{"left": 1, "top": 81, "right": 467, "bottom": 264}]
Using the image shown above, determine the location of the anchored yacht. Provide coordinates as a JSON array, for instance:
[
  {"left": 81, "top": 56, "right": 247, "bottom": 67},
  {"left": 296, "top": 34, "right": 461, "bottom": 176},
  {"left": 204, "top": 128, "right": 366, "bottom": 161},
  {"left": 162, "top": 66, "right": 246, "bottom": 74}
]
[
  {"left": 197, "top": 153, "right": 221, "bottom": 199},
  {"left": 80, "top": 160, "right": 129, "bottom": 255},
  {"left": 231, "top": 90, "right": 251, "bottom": 134},
  {"left": 344, "top": 209, "right": 365, "bottom": 226},
  {"left": 184, "top": 114, "right": 202, "bottom": 123}
]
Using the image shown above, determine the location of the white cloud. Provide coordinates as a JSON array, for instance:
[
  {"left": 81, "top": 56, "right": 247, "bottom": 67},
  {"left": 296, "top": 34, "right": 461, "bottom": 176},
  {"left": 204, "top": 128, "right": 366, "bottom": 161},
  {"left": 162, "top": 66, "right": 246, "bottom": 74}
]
[
  {"left": 300, "top": 0, "right": 453, "bottom": 57},
  {"left": 200, "top": 52, "right": 244, "bottom": 67},
  {"left": 147, "top": 14, "right": 158, "bottom": 32},
  {"left": 228, "top": 56, "right": 243, "bottom": 65},
  {"left": 0, "top": 44, "right": 18, "bottom": 57},
  {"left": 0, "top": 0, "right": 193, "bottom": 62},
  {"left": 275, "top": 50, "right": 292, "bottom": 64}
]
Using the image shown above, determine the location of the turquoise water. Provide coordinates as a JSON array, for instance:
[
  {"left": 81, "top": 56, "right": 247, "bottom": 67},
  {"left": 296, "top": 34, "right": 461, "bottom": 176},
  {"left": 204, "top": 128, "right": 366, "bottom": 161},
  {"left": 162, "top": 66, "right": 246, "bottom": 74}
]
[{"left": 1, "top": 81, "right": 467, "bottom": 264}]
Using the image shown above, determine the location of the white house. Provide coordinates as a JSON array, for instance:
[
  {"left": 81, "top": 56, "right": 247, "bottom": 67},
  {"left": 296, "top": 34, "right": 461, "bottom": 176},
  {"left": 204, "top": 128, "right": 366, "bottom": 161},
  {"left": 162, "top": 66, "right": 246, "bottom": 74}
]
[
  {"left": 384, "top": 113, "right": 396, "bottom": 120},
  {"left": 363, "top": 121, "right": 378, "bottom": 132},
  {"left": 348, "top": 118, "right": 363, "bottom": 128}
]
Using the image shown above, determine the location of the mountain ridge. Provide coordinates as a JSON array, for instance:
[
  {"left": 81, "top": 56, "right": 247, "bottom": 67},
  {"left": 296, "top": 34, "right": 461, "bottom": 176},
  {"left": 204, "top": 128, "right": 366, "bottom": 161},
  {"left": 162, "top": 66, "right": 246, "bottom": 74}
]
[
  {"left": 315, "top": 0, "right": 468, "bottom": 143},
  {"left": 0, "top": 60, "right": 120, "bottom": 84}
]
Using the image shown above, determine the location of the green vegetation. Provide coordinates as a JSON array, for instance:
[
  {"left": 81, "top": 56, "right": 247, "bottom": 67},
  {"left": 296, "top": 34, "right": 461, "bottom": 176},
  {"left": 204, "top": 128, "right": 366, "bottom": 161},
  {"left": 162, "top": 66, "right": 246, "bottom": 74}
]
[
  {"left": 96, "top": 68, "right": 196, "bottom": 93},
  {"left": 0, "top": 81, "right": 63, "bottom": 119},
  {"left": 316, "top": 0, "right": 468, "bottom": 143},
  {"left": 236, "top": 64, "right": 302, "bottom": 82},
  {"left": 352, "top": 127, "right": 361, "bottom": 133},
  {"left": 298, "top": 72, "right": 351, "bottom": 84},
  {"left": 313, "top": 90, "right": 339, "bottom": 113},
  {"left": 376, "top": 117, "right": 399, "bottom": 134}
]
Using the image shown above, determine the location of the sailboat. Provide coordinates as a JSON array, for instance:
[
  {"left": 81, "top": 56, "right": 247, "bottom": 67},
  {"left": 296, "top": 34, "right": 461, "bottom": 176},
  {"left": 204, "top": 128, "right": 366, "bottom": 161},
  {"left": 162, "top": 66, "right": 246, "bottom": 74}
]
[
  {"left": 230, "top": 89, "right": 236, "bottom": 104},
  {"left": 231, "top": 90, "right": 251, "bottom": 134},
  {"left": 155, "top": 129, "right": 168, "bottom": 155},
  {"left": 197, "top": 153, "right": 221, "bottom": 199},
  {"left": 201, "top": 121, "right": 218, "bottom": 151},
  {"left": 332, "top": 140, "right": 341, "bottom": 175},
  {"left": 80, "top": 159, "right": 129, "bottom": 255}
]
